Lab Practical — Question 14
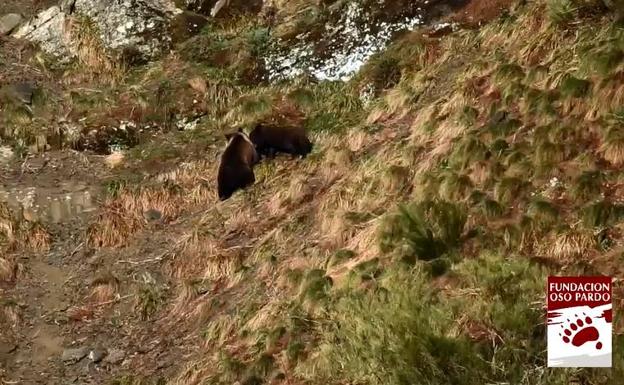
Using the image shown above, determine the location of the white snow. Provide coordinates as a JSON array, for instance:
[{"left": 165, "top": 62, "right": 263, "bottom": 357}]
[{"left": 264, "top": 2, "right": 422, "bottom": 82}]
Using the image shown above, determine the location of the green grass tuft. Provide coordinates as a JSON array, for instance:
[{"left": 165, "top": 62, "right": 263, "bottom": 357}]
[
  {"left": 495, "top": 63, "right": 525, "bottom": 83},
  {"left": 449, "top": 136, "right": 489, "bottom": 170},
  {"left": 481, "top": 198, "right": 505, "bottom": 218},
  {"left": 548, "top": 0, "right": 578, "bottom": 25},
  {"left": 439, "top": 171, "right": 474, "bottom": 201},
  {"left": 379, "top": 200, "right": 467, "bottom": 262},
  {"left": 301, "top": 254, "right": 560, "bottom": 385},
  {"left": 559, "top": 74, "right": 592, "bottom": 98},
  {"left": 527, "top": 197, "right": 560, "bottom": 226},
  {"left": 297, "top": 269, "right": 333, "bottom": 306},
  {"left": 571, "top": 170, "right": 604, "bottom": 200},
  {"left": 495, "top": 177, "right": 529, "bottom": 204},
  {"left": 581, "top": 199, "right": 624, "bottom": 227}
]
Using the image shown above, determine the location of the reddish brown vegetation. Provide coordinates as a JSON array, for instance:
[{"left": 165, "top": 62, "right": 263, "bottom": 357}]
[{"left": 450, "top": 0, "right": 517, "bottom": 27}]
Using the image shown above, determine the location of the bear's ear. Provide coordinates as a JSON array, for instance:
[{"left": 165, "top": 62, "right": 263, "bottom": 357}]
[
  {"left": 225, "top": 132, "right": 234, "bottom": 141},
  {"left": 238, "top": 127, "right": 244, "bottom": 133}
]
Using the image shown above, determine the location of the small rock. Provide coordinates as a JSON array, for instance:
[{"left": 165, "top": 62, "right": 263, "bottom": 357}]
[
  {"left": 88, "top": 347, "right": 107, "bottom": 363},
  {"left": 60, "top": 0, "right": 77, "bottom": 13},
  {"left": 0, "top": 13, "right": 23, "bottom": 35},
  {"left": 105, "top": 151, "right": 125, "bottom": 168},
  {"left": 15, "top": 82, "right": 36, "bottom": 105},
  {"left": 143, "top": 209, "right": 162, "bottom": 222},
  {"left": 0, "top": 342, "right": 18, "bottom": 354},
  {"left": 22, "top": 206, "right": 38, "bottom": 222},
  {"left": 103, "top": 348, "right": 125, "bottom": 365},
  {"left": 0, "top": 146, "right": 14, "bottom": 164},
  {"left": 87, "top": 253, "right": 102, "bottom": 266},
  {"left": 62, "top": 346, "right": 90, "bottom": 363},
  {"left": 210, "top": 0, "right": 229, "bottom": 17}
]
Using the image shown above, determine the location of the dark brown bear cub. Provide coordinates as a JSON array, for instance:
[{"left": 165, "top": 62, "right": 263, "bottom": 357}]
[
  {"left": 217, "top": 128, "right": 260, "bottom": 201},
  {"left": 249, "top": 123, "right": 313, "bottom": 159}
]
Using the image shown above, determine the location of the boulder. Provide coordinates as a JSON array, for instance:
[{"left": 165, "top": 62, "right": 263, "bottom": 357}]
[
  {"left": 0, "top": 13, "right": 23, "bottom": 35},
  {"left": 61, "top": 346, "right": 90, "bottom": 363},
  {"left": 11, "top": 6, "right": 69, "bottom": 59},
  {"left": 12, "top": 0, "right": 184, "bottom": 63},
  {"left": 72, "top": 0, "right": 182, "bottom": 61}
]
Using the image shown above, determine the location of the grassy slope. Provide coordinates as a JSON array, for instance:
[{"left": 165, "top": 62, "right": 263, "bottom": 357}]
[{"left": 3, "top": 0, "right": 624, "bottom": 384}]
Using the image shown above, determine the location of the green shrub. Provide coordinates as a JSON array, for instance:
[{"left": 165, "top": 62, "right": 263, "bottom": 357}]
[
  {"left": 379, "top": 200, "right": 467, "bottom": 261},
  {"left": 548, "top": 0, "right": 607, "bottom": 25},
  {"left": 581, "top": 199, "right": 624, "bottom": 227},
  {"left": 297, "top": 269, "right": 333, "bottom": 306},
  {"left": 559, "top": 74, "right": 592, "bottom": 97},
  {"left": 449, "top": 136, "right": 489, "bottom": 169},
  {"left": 300, "top": 254, "right": 563, "bottom": 385},
  {"left": 300, "top": 267, "right": 484, "bottom": 385},
  {"left": 572, "top": 170, "right": 604, "bottom": 200},
  {"left": 548, "top": 0, "right": 578, "bottom": 25}
]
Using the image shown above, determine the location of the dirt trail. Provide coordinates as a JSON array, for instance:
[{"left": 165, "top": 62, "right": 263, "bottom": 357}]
[
  {"left": 0, "top": 151, "right": 114, "bottom": 384},
  {"left": 27, "top": 261, "right": 67, "bottom": 365}
]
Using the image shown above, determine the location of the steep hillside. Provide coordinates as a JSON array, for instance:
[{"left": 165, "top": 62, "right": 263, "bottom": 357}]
[{"left": 1, "top": 0, "right": 623, "bottom": 384}]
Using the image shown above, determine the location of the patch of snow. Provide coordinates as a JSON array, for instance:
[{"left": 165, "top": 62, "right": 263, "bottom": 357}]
[
  {"left": 176, "top": 117, "right": 200, "bottom": 131},
  {"left": 264, "top": 1, "right": 423, "bottom": 81}
]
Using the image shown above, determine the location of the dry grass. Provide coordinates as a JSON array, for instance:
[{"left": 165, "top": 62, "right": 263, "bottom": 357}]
[
  {"left": 1, "top": 301, "right": 21, "bottom": 329},
  {"left": 89, "top": 273, "right": 120, "bottom": 303},
  {"left": 0, "top": 203, "right": 51, "bottom": 254},
  {"left": 26, "top": 222, "right": 51, "bottom": 253},
  {"left": 0, "top": 257, "right": 17, "bottom": 283},
  {"left": 538, "top": 228, "right": 597, "bottom": 262},
  {"left": 87, "top": 183, "right": 208, "bottom": 248},
  {"left": 64, "top": 16, "right": 126, "bottom": 85},
  {"left": 601, "top": 125, "right": 624, "bottom": 166}
]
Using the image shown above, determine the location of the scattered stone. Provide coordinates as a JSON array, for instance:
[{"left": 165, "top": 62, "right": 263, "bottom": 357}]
[
  {"left": 62, "top": 346, "right": 90, "bottom": 363},
  {"left": 176, "top": 116, "right": 202, "bottom": 131},
  {"left": 0, "top": 146, "right": 14, "bottom": 164},
  {"left": 88, "top": 347, "right": 107, "bottom": 363},
  {"left": 0, "top": 13, "right": 23, "bottom": 35},
  {"left": 105, "top": 151, "right": 125, "bottom": 168},
  {"left": 143, "top": 209, "right": 163, "bottom": 223},
  {"left": 0, "top": 342, "right": 18, "bottom": 354},
  {"left": 187, "top": 76, "right": 207, "bottom": 94},
  {"left": 86, "top": 253, "right": 102, "bottom": 266},
  {"left": 103, "top": 348, "right": 125, "bottom": 365},
  {"left": 22, "top": 206, "right": 39, "bottom": 222}
]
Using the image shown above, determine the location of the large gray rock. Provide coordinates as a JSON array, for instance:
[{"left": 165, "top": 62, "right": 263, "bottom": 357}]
[
  {"left": 11, "top": 7, "right": 69, "bottom": 59},
  {"left": 12, "top": 0, "right": 183, "bottom": 63},
  {"left": 62, "top": 346, "right": 90, "bottom": 363},
  {"left": 72, "top": 0, "right": 182, "bottom": 61},
  {"left": 0, "top": 13, "right": 23, "bottom": 35},
  {"left": 103, "top": 348, "right": 126, "bottom": 365}
]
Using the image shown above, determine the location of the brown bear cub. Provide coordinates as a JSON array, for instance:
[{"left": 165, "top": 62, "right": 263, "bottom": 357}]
[
  {"left": 249, "top": 123, "right": 313, "bottom": 159},
  {"left": 217, "top": 128, "right": 260, "bottom": 201}
]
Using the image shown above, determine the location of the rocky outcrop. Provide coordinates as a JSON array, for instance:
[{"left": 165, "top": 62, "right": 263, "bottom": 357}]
[
  {"left": 73, "top": 0, "right": 182, "bottom": 60},
  {"left": 11, "top": 6, "right": 69, "bottom": 59},
  {"left": 11, "top": 0, "right": 184, "bottom": 63}
]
